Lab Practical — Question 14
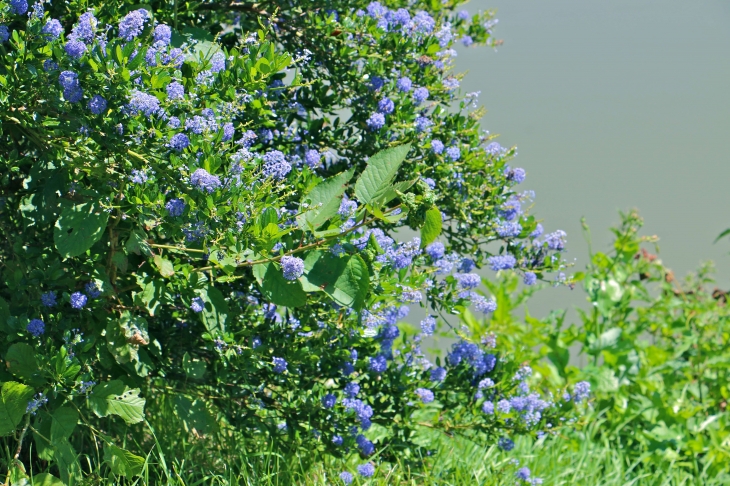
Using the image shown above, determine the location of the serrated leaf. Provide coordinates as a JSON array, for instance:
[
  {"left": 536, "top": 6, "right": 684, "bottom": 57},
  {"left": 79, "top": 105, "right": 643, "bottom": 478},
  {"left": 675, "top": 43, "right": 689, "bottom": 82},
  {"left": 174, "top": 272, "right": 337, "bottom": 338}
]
[
  {"left": 89, "top": 380, "right": 145, "bottom": 424},
  {"left": 297, "top": 169, "right": 354, "bottom": 230},
  {"left": 196, "top": 286, "right": 228, "bottom": 333},
  {"left": 104, "top": 444, "right": 145, "bottom": 478},
  {"left": 354, "top": 144, "right": 411, "bottom": 205},
  {"left": 0, "top": 382, "right": 34, "bottom": 436},
  {"left": 50, "top": 406, "right": 78, "bottom": 443},
  {"left": 153, "top": 255, "right": 175, "bottom": 278},
  {"left": 253, "top": 262, "right": 307, "bottom": 308},
  {"left": 5, "top": 343, "right": 40, "bottom": 383},
  {"left": 378, "top": 178, "right": 419, "bottom": 206},
  {"left": 53, "top": 201, "right": 109, "bottom": 258},
  {"left": 304, "top": 254, "right": 369, "bottom": 309},
  {"left": 332, "top": 255, "right": 369, "bottom": 310},
  {"left": 420, "top": 207, "right": 442, "bottom": 247}
]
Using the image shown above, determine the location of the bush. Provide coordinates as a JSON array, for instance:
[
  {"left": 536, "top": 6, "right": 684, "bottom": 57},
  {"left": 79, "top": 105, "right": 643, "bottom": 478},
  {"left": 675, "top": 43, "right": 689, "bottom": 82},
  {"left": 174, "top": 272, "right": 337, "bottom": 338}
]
[{"left": 0, "top": 0, "right": 581, "bottom": 482}]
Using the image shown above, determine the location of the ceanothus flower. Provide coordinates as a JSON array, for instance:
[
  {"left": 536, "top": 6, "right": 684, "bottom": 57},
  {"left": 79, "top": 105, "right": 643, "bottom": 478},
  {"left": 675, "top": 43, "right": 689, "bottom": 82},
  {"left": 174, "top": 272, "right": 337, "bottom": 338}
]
[
  {"left": 70, "top": 292, "right": 87, "bottom": 309},
  {"left": 339, "top": 471, "right": 353, "bottom": 484},
  {"left": 443, "top": 77, "right": 460, "bottom": 91},
  {"left": 129, "top": 169, "right": 148, "bottom": 184},
  {"left": 455, "top": 273, "right": 480, "bottom": 289},
  {"left": 166, "top": 81, "right": 184, "bottom": 100},
  {"left": 431, "top": 139, "right": 445, "bottom": 154},
  {"left": 9, "top": 0, "right": 28, "bottom": 15},
  {"left": 190, "top": 169, "right": 222, "bottom": 193},
  {"left": 420, "top": 316, "right": 436, "bottom": 336},
  {"left": 272, "top": 356, "right": 287, "bottom": 373},
  {"left": 41, "top": 19, "right": 63, "bottom": 40},
  {"left": 366, "top": 112, "right": 385, "bottom": 131},
  {"left": 304, "top": 149, "right": 320, "bottom": 168},
  {"left": 27, "top": 319, "right": 45, "bottom": 337},
  {"left": 524, "top": 272, "right": 537, "bottom": 286},
  {"left": 190, "top": 297, "right": 205, "bottom": 313},
  {"left": 485, "top": 141, "right": 507, "bottom": 157},
  {"left": 41, "top": 291, "right": 57, "bottom": 307},
  {"left": 377, "top": 97, "right": 394, "bottom": 114},
  {"left": 544, "top": 230, "right": 567, "bottom": 250},
  {"left": 426, "top": 242, "right": 445, "bottom": 260},
  {"left": 462, "top": 35, "right": 474, "bottom": 47},
  {"left": 488, "top": 254, "right": 516, "bottom": 271},
  {"left": 496, "top": 221, "right": 522, "bottom": 238},
  {"left": 344, "top": 382, "right": 359, "bottom": 398},
  {"left": 356, "top": 434, "right": 375, "bottom": 455},
  {"left": 573, "top": 381, "right": 591, "bottom": 403},
  {"left": 84, "top": 282, "right": 102, "bottom": 298},
  {"left": 430, "top": 367, "right": 447, "bottom": 382},
  {"left": 165, "top": 198, "right": 185, "bottom": 217},
  {"left": 446, "top": 146, "right": 461, "bottom": 161},
  {"left": 396, "top": 76, "right": 412, "bottom": 92},
  {"left": 0, "top": 26, "right": 9, "bottom": 43},
  {"left": 414, "top": 115, "right": 431, "bottom": 132},
  {"left": 473, "top": 295, "right": 497, "bottom": 314},
  {"left": 70, "top": 12, "right": 97, "bottom": 44},
  {"left": 322, "top": 394, "right": 337, "bottom": 408},
  {"left": 64, "top": 40, "right": 87, "bottom": 59},
  {"left": 498, "top": 437, "right": 514, "bottom": 451},
  {"left": 210, "top": 52, "right": 226, "bottom": 72},
  {"left": 87, "top": 95, "right": 107, "bottom": 115},
  {"left": 261, "top": 150, "right": 292, "bottom": 179},
  {"left": 505, "top": 166, "right": 527, "bottom": 183},
  {"left": 118, "top": 9, "right": 150, "bottom": 41},
  {"left": 127, "top": 90, "right": 161, "bottom": 117},
  {"left": 411, "top": 11, "right": 435, "bottom": 34},
  {"left": 222, "top": 123, "right": 234, "bottom": 141},
  {"left": 280, "top": 256, "right": 304, "bottom": 280},
  {"left": 357, "top": 463, "right": 375, "bottom": 478},
  {"left": 415, "top": 388, "right": 434, "bottom": 403},
  {"left": 412, "top": 87, "right": 429, "bottom": 104},
  {"left": 169, "top": 133, "right": 189, "bottom": 151},
  {"left": 530, "top": 223, "right": 544, "bottom": 238},
  {"left": 368, "top": 355, "right": 387, "bottom": 373},
  {"left": 26, "top": 394, "right": 47, "bottom": 415},
  {"left": 153, "top": 24, "right": 172, "bottom": 45}
]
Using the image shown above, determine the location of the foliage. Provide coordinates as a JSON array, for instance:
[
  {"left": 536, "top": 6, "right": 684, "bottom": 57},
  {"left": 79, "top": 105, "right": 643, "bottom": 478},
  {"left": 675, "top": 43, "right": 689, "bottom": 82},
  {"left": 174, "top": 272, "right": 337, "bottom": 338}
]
[
  {"left": 467, "top": 211, "right": 730, "bottom": 480},
  {"left": 0, "top": 0, "right": 576, "bottom": 482}
]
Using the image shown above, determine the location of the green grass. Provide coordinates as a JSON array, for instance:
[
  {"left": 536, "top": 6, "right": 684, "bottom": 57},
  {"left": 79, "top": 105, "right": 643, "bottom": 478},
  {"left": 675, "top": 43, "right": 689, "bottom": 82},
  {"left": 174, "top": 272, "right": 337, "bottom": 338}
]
[{"left": 115, "top": 415, "right": 730, "bottom": 486}]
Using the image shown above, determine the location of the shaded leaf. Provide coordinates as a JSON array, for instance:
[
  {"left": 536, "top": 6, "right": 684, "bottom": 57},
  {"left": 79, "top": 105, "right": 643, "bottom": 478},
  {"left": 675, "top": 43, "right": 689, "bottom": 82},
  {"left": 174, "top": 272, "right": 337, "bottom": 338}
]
[
  {"left": 253, "top": 263, "right": 307, "bottom": 308},
  {"left": 53, "top": 201, "right": 109, "bottom": 258},
  {"left": 0, "top": 382, "right": 34, "bottom": 436},
  {"left": 104, "top": 444, "right": 145, "bottom": 478},
  {"left": 89, "top": 380, "right": 145, "bottom": 424},
  {"left": 297, "top": 168, "right": 354, "bottom": 230}
]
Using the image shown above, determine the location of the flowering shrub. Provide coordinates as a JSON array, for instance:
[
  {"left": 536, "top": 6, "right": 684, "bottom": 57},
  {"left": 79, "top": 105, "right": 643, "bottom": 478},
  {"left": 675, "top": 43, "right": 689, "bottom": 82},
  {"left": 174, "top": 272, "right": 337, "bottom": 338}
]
[{"left": 0, "top": 0, "right": 579, "bottom": 482}]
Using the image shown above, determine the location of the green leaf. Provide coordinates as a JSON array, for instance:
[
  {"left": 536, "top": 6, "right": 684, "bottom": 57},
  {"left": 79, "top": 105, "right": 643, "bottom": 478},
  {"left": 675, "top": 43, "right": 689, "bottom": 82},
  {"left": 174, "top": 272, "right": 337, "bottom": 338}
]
[
  {"left": 125, "top": 229, "right": 152, "bottom": 256},
  {"left": 53, "top": 201, "right": 109, "bottom": 258},
  {"left": 354, "top": 144, "right": 411, "bottom": 205},
  {"left": 253, "top": 262, "right": 307, "bottom": 308},
  {"left": 183, "top": 352, "right": 206, "bottom": 380},
  {"left": 590, "top": 327, "right": 622, "bottom": 353},
  {"left": 133, "top": 277, "right": 166, "bottom": 316},
  {"left": 104, "top": 444, "right": 145, "bottom": 478},
  {"left": 297, "top": 168, "right": 354, "bottom": 230},
  {"left": 89, "top": 380, "right": 146, "bottom": 424},
  {"left": 197, "top": 286, "right": 229, "bottom": 333},
  {"left": 172, "top": 396, "right": 218, "bottom": 435},
  {"left": 53, "top": 439, "right": 81, "bottom": 484},
  {"left": 31, "top": 473, "right": 64, "bottom": 486},
  {"left": 304, "top": 254, "right": 369, "bottom": 310},
  {"left": 420, "top": 207, "right": 442, "bottom": 247},
  {"left": 5, "top": 343, "right": 39, "bottom": 383},
  {"left": 153, "top": 255, "right": 175, "bottom": 278},
  {"left": 332, "top": 255, "right": 369, "bottom": 310},
  {"left": 50, "top": 406, "right": 78, "bottom": 443},
  {"left": 0, "top": 382, "right": 34, "bottom": 436}
]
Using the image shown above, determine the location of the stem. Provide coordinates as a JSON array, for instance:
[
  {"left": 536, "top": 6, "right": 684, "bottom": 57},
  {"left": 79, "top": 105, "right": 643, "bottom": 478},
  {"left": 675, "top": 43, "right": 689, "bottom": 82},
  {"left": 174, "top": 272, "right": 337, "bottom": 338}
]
[{"left": 5, "top": 414, "right": 31, "bottom": 486}]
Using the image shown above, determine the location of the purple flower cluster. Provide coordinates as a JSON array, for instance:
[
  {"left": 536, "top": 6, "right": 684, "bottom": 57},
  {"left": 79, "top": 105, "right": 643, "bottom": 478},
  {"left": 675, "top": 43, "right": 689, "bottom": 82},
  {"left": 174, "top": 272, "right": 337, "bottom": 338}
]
[
  {"left": 70, "top": 292, "right": 87, "bottom": 309},
  {"left": 448, "top": 340, "right": 496, "bottom": 378},
  {"left": 166, "top": 198, "right": 185, "bottom": 217},
  {"left": 272, "top": 356, "right": 287, "bottom": 373},
  {"left": 59, "top": 71, "right": 83, "bottom": 103},
  {"left": 118, "top": 9, "right": 150, "bottom": 41},
  {"left": 42, "top": 19, "right": 63, "bottom": 40},
  {"left": 488, "top": 254, "right": 516, "bottom": 271},
  {"left": 190, "top": 168, "right": 222, "bottom": 193},
  {"left": 415, "top": 388, "right": 434, "bottom": 403},
  {"left": 366, "top": 112, "right": 385, "bottom": 131},
  {"left": 343, "top": 397, "right": 373, "bottom": 429},
  {"left": 261, "top": 150, "right": 292, "bottom": 179},
  {"left": 27, "top": 319, "right": 45, "bottom": 337},
  {"left": 88, "top": 95, "right": 107, "bottom": 115},
  {"left": 127, "top": 90, "right": 161, "bottom": 117},
  {"left": 280, "top": 255, "right": 305, "bottom": 280},
  {"left": 190, "top": 296, "right": 205, "bottom": 313}
]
